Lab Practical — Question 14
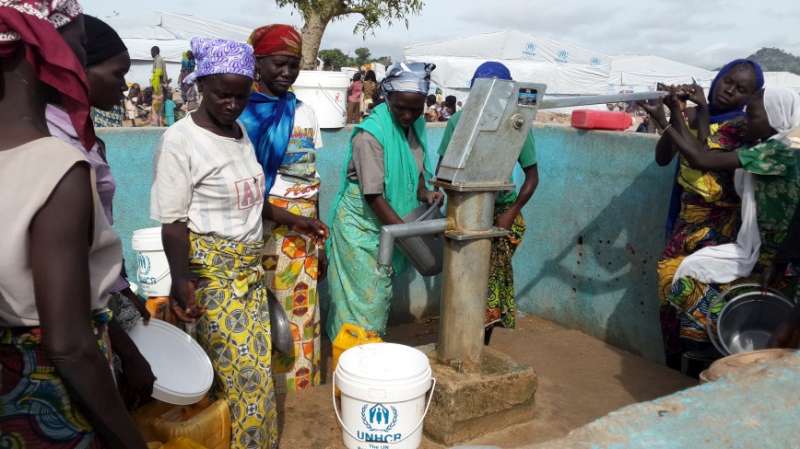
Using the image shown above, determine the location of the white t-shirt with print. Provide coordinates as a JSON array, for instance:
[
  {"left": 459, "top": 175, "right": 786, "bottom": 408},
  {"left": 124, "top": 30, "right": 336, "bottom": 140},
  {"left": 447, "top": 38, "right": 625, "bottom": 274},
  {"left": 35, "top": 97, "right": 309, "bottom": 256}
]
[
  {"left": 150, "top": 114, "right": 265, "bottom": 243},
  {"left": 269, "top": 102, "right": 324, "bottom": 199}
]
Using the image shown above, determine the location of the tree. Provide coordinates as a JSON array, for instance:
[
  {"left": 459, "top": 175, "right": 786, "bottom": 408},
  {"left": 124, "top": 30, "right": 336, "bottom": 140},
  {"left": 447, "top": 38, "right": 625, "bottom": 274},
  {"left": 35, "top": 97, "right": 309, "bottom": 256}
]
[
  {"left": 275, "top": 0, "right": 425, "bottom": 69},
  {"left": 373, "top": 56, "right": 392, "bottom": 66},
  {"left": 318, "top": 48, "right": 353, "bottom": 70},
  {"left": 354, "top": 47, "right": 371, "bottom": 66}
]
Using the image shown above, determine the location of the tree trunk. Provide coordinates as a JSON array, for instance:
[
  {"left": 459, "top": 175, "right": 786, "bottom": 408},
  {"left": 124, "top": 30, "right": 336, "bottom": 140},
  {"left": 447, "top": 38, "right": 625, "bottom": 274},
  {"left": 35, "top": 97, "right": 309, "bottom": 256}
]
[{"left": 301, "top": 12, "right": 328, "bottom": 70}]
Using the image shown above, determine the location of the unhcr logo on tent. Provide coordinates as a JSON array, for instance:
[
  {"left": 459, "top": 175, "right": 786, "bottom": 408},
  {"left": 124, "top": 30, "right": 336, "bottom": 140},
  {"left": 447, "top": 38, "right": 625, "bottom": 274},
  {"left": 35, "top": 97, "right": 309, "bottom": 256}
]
[
  {"left": 557, "top": 49, "right": 569, "bottom": 63},
  {"left": 358, "top": 403, "right": 401, "bottom": 442},
  {"left": 591, "top": 57, "right": 603, "bottom": 66},
  {"left": 523, "top": 42, "right": 537, "bottom": 57}
]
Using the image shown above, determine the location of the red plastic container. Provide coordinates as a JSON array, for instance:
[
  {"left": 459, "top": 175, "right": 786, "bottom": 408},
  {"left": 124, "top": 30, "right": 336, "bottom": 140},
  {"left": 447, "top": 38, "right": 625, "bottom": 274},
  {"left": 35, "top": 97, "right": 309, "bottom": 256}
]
[{"left": 571, "top": 110, "right": 632, "bottom": 131}]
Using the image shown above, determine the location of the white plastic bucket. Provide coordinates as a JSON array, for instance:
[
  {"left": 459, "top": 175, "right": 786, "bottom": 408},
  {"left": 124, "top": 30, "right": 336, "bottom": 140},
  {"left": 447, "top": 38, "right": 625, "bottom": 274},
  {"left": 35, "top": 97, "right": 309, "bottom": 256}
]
[
  {"left": 293, "top": 70, "right": 350, "bottom": 129},
  {"left": 333, "top": 343, "right": 435, "bottom": 449},
  {"left": 131, "top": 227, "right": 171, "bottom": 297}
]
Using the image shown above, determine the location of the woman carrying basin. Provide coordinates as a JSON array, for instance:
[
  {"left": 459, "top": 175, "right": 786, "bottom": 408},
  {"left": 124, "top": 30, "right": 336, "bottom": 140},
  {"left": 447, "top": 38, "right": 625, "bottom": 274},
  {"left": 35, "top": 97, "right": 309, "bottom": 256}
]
[{"left": 239, "top": 24, "right": 327, "bottom": 394}]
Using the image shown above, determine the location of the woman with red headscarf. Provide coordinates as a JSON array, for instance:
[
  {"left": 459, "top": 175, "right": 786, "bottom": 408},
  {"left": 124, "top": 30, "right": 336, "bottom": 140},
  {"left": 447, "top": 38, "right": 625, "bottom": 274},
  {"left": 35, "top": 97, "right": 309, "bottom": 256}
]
[
  {"left": 240, "top": 24, "right": 328, "bottom": 394},
  {"left": 0, "top": 1, "right": 147, "bottom": 448}
]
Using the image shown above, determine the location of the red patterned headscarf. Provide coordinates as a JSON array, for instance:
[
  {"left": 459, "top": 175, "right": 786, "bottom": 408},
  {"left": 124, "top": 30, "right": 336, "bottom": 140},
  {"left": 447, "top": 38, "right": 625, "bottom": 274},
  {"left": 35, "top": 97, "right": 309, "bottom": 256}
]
[
  {"left": 0, "top": 0, "right": 95, "bottom": 149},
  {"left": 249, "top": 24, "right": 302, "bottom": 58}
]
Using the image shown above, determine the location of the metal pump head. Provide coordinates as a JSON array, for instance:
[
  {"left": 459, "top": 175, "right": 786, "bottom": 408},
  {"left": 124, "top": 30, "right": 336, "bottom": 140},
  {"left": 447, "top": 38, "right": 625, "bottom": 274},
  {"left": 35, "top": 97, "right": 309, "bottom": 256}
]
[{"left": 436, "top": 78, "right": 546, "bottom": 190}]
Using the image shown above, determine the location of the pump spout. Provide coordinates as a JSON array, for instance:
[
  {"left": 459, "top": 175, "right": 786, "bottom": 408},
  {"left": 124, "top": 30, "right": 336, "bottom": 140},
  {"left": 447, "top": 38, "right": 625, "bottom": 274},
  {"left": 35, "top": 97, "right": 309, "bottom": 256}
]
[{"left": 378, "top": 219, "right": 448, "bottom": 269}]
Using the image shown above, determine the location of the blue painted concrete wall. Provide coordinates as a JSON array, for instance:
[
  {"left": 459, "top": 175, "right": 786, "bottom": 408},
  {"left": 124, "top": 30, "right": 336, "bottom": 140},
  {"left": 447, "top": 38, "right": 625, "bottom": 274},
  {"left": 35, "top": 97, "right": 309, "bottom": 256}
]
[
  {"left": 525, "top": 352, "right": 800, "bottom": 449},
  {"left": 100, "top": 124, "right": 671, "bottom": 362}
]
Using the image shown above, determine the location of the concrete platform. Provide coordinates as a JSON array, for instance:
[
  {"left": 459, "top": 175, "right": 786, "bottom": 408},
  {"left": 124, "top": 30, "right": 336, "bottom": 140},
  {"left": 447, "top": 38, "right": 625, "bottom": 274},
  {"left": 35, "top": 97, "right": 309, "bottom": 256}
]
[
  {"left": 277, "top": 315, "right": 695, "bottom": 448},
  {"left": 423, "top": 346, "right": 537, "bottom": 445}
]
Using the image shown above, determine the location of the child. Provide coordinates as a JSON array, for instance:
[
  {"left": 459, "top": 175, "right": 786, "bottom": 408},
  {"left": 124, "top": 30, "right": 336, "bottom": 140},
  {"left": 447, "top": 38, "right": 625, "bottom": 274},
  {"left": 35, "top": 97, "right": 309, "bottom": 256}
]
[{"left": 164, "top": 90, "right": 176, "bottom": 126}]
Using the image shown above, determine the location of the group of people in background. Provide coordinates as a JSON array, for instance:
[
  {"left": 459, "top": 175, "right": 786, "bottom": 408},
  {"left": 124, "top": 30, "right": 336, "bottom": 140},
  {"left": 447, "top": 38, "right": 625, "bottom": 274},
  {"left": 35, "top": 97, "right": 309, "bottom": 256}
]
[{"left": 346, "top": 69, "right": 379, "bottom": 123}]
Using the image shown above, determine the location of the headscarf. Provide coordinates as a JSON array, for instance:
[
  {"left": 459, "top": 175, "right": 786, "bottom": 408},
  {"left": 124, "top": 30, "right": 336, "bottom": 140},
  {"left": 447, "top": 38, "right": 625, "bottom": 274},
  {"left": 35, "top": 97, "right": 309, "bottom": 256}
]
[
  {"left": 470, "top": 61, "right": 512, "bottom": 87},
  {"left": 762, "top": 87, "right": 800, "bottom": 141},
  {"left": 381, "top": 62, "right": 435, "bottom": 96},
  {"left": 249, "top": 24, "right": 301, "bottom": 58},
  {"left": 238, "top": 25, "right": 301, "bottom": 195},
  {"left": 0, "top": 0, "right": 95, "bottom": 149},
  {"left": 182, "top": 37, "right": 255, "bottom": 85},
  {"left": 84, "top": 14, "right": 126, "bottom": 67},
  {"left": 708, "top": 59, "right": 764, "bottom": 124}
]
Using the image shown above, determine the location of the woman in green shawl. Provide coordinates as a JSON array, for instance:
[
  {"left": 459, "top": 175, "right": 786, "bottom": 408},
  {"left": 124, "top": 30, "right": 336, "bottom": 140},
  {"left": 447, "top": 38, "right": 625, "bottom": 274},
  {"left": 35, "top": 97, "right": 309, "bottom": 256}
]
[{"left": 326, "top": 62, "right": 442, "bottom": 341}]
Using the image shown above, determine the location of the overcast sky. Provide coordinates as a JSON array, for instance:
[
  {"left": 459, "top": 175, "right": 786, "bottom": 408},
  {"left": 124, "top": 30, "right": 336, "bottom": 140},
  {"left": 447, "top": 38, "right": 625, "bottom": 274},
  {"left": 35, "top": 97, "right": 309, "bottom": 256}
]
[{"left": 81, "top": 0, "right": 800, "bottom": 69}]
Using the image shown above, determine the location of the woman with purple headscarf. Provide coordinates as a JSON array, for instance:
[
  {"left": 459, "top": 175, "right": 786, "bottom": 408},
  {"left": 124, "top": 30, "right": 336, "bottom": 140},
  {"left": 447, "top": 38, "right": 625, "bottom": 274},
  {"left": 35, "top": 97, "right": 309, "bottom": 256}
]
[
  {"left": 151, "top": 37, "right": 326, "bottom": 449},
  {"left": 640, "top": 60, "right": 764, "bottom": 371}
]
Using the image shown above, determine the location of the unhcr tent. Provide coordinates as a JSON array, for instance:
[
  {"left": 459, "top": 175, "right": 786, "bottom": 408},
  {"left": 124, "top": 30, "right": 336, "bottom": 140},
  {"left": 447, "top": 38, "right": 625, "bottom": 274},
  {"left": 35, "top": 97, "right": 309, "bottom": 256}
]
[
  {"left": 608, "top": 55, "right": 715, "bottom": 93},
  {"left": 111, "top": 12, "right": 251, "bottom": 87},
  {"left": 764, "top": 71, "right": 800, "bottom": 92},
  {"left": 403, "top": 30, "right": 611, "bottom": 99}
]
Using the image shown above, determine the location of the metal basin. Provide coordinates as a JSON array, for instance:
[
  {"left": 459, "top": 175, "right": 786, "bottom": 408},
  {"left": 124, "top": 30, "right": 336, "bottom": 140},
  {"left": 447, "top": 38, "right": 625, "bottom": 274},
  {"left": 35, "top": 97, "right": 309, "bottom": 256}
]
[
  {"left": 716, "top": 287, "right": 796, "bottom": 355},
  {"left": 397, "top": 201, "right": 445, "bottom": 276},
  {"left": 268, "top": 290, "right": 293, "bottom": 355}
]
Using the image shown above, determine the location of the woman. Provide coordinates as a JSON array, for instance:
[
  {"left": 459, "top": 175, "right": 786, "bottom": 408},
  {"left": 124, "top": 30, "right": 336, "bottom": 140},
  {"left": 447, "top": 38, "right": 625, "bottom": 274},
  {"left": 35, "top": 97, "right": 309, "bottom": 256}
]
[
  {"left": 151, "top": 37, "right": 325, "bottom": 449},
  {"left": 46, "top": 13, "right": 154, "bottom": 405},
  {"left": 346, "top": 71, "right": 363, "bottom": 124},
  {"left": 436, "top": 62, "right": 539, "bottom": 344},
  {"left": 326, "top": 62, "right": 442, "bottom": 341},
  {"left": 641, "top": 60, "right": 763, "bottom": 367},
  {"left": 179, "top": 49, "right": 195, "bottom": 102},
  {"left": 361, "top": 69, "right": 378, "bottom": 116},
  {"left": 655, "top": 87, "right": 800, "bottom": 360},
  {"left": 239, "top": 24, "right": 326, "bottom": 394},
  {"left": 0, "top": 1, "right": 147, "bottom": 447}
]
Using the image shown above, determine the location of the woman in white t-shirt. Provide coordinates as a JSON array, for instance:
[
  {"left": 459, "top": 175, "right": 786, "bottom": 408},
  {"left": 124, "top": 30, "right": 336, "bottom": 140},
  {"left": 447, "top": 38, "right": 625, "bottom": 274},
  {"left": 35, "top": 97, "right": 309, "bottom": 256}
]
[
  {"left": 150, "top": 37, "right": 326, "bottom": 449},
  {"left": 239, "top": 24, "right": 328, "bottom": 394}
]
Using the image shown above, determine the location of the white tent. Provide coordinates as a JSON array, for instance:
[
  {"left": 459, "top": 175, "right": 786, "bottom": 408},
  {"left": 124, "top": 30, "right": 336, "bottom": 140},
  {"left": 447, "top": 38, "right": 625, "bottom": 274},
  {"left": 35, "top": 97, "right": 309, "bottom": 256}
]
[
  {"left": 403, "top": 30, "right": 611, "bottom": 99},
  {"left": 111, "top": 12, "right": 251, "bottom": 87},
  {"left": 608, "top": 55, "right": 715, "bottom": 94},
  {"left": 764, "top": 71, "right": 800, "bottom": 92}
]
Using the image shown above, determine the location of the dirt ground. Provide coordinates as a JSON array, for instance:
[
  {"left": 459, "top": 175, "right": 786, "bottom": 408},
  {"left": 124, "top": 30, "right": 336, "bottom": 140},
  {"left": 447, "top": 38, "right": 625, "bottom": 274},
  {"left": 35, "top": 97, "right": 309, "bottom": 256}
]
[{"left": 277, "top": 315, "right": 696, "bottom": 448}]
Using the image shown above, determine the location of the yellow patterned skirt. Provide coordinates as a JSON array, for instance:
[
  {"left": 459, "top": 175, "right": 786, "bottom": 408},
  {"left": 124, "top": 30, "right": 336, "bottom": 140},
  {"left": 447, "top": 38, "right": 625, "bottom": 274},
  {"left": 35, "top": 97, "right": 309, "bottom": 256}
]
[
  {"left": 189, "top": 232, "right": 278, "bottom": 449},
  {"left": 263, "top": 196, "right": 322, "bottom": 394}
]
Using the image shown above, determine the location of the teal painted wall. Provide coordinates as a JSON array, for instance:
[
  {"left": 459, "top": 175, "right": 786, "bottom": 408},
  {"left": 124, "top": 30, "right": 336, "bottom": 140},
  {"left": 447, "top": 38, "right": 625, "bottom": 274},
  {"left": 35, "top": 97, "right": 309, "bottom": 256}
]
[{"left": 100, "top": 124, "right": 671, "bottom": 362}]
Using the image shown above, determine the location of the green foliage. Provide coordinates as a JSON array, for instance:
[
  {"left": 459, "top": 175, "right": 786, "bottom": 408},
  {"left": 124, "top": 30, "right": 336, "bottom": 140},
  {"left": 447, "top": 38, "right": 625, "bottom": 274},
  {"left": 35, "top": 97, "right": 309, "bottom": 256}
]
[
  {"left": 275, "top": 0, "right": 424, "bottom": 36},
  {"left": 354, "top": 47, "right": 372, "bottom": 66},
  {"left": 318, "top": 48, "right": 354, "bottom": 70}
]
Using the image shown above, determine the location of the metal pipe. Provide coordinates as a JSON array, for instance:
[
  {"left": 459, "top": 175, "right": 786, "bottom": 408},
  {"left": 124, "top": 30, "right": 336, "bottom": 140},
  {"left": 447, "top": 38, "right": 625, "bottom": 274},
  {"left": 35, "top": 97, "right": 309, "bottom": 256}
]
[
  {"left": 539, "top": 91, "right": 667, "bottom": 110},
  {"left": 378, "top": 218, "right": 448, "bottom": 268},
  {"left": 438, "top": 191, "right": 495, "bottom": 371}
]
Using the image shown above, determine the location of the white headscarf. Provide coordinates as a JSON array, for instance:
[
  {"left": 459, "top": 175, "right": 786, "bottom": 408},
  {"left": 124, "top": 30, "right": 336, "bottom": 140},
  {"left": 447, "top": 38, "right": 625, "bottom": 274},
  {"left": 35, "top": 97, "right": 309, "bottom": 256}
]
[{"left": 763, "top": 87, "right": 800, "bottom": 141}]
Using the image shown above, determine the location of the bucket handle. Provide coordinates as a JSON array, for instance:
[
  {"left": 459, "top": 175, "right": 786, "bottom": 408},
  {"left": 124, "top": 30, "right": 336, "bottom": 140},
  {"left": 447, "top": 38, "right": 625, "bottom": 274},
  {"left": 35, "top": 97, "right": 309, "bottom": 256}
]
[{"left": 332, "top": 373, "right": 436, "bottom": 445}]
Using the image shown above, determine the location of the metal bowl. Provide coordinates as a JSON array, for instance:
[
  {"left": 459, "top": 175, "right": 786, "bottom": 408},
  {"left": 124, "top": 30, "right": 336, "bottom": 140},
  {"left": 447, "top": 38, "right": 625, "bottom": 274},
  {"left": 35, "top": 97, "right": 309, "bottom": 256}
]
[
  {"left": 397, "top": 200, "right": 445, "bottom": 276},
  {"left": 268, "top": 290, "right": 293, "bottom": 355},
  {"left": 716, "top": 286, "right": 796, "bottom": 355}
]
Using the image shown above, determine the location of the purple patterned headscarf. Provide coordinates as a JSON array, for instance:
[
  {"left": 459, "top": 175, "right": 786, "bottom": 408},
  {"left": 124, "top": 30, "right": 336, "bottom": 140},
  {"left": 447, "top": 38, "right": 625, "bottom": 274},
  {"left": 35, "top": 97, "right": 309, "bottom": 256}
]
[{"left": 183, "top": 37, "right": 254, "bottom": 85}]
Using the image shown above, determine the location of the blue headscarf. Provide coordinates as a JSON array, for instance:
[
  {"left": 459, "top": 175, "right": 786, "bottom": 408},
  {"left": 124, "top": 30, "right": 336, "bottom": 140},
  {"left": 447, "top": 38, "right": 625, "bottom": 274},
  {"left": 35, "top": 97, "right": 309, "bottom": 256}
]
[
  {"left": 707, "top": 59, "right": 764, "bottom": 124},
  {"left": 470, "top": 61, "right": 512, "bottom": 87},
  {"left": 239, "top": 91, "right": 297, "bottom": 195}
]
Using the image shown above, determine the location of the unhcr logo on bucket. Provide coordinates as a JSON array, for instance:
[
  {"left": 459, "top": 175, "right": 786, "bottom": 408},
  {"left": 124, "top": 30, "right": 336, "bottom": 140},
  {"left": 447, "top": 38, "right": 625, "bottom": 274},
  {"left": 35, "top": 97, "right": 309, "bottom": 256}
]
[{"left": 358, "top": 403, "right": 401, "bottom": 442}]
